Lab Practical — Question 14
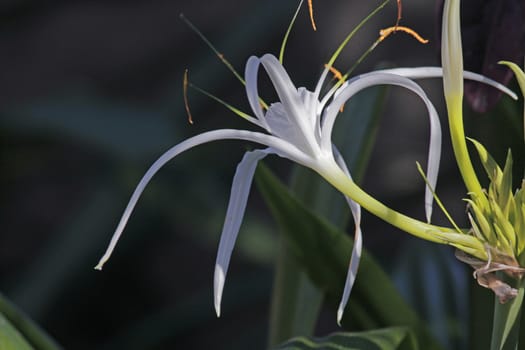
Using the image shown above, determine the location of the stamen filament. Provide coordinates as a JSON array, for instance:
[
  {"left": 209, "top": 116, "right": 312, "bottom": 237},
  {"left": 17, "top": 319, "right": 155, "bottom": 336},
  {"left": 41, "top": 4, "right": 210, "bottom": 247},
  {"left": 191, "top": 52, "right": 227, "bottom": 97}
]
[
  {"left": 280, "top": 0, "right": 304, "bottom": 64},
  {"left": 416, "top": 162, "right": 462, "bottom": 231},
  {"left": 183, "top": 69, "right": 194, "bottom": 125},
  {"left": 324, "top": 64, "right": 344, "bottom": 83},
  {"left": 180, "top": 13, "right": 245, "bottom": 85},
  {"left": 189, "top": 83, "right": 259, "bottom": 125},
  {"left": 307, "top": 0, "right": 317, "bottom": 31},
  {"left": 395, "top": 0, "right": 402, "bottom": 29}
]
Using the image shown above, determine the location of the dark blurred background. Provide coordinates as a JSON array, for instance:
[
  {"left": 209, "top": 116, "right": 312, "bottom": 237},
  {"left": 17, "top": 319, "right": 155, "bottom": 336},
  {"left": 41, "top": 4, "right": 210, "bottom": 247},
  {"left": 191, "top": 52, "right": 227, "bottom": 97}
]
[{"left": 1, "top": 0, "right": 523, "bottom": 349}]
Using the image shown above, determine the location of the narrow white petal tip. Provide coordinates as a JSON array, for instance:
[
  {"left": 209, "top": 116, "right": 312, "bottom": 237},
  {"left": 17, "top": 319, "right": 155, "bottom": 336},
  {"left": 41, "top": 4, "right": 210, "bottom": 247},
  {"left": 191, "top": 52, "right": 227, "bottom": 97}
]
[
  {"left": 214, "top": 265, "right": 225, "bottom": 318},
  {"left": 425, "top": 207, "right": 432, "bottom": 224},
  {"left": 94, "top": 258, "right": 107, "bottom": 271},
  {"left": 336, "top": 309, "right": 344, "bottom": 327}
]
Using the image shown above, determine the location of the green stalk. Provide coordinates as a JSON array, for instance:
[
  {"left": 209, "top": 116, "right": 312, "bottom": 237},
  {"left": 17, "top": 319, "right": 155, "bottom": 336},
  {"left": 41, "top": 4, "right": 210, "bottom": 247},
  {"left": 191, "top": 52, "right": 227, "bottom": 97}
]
[
  {"left": 441, "top": 3, "right": 525, "bottom": 349},
  {"left": 441, "top": 0, "right": 486, "bottom": 204},
  {"left": 318, "top": 162, "right": 488, "bottom": 260}
]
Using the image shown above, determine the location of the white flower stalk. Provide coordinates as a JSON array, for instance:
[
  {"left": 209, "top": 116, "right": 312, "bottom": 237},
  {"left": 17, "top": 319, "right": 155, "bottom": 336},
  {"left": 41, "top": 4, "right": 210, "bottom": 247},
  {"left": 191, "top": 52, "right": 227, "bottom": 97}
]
[{"left": 96, "top": 53, "right": 515, "bottom": 324}]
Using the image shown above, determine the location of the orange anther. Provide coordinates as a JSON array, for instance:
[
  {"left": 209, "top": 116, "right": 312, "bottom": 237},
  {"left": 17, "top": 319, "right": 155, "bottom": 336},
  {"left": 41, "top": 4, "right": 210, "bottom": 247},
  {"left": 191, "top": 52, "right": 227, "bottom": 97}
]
[
  {"left": 324, "top": 64, "right": 344, "bottom": 83},
  {"left": 379, "top": 25, "right": 429, "bottom": 44},
  {"left": 183, "top": 69, "right": 194, "bottom": 125},
  {"left": 324, "top": 64, "right": 346, "bottom": 112},
  {"left": 307, "top": 0, "right": 317, "bottom": 31}
]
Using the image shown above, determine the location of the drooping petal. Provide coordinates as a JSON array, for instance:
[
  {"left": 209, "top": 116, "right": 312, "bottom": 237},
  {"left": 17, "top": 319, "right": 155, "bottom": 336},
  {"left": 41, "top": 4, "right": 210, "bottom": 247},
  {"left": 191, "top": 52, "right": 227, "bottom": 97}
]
[
  {"left": 95, "top": 129, "right": 312, "bottom": 270},
  {"left": 376, "top": 66, "right": 518, "bottom": 100},
  {"left": 321, "top": 72, "right": 441, "bottom": 222},
  {"left": 214, "top": 148, "right": 272, "bottom": 317},
  {"left": 245, "top": 56, "right": 268, "bottom": 128},
  {"left": 332, "top": 147, "right": 363, "bottom": 326}
]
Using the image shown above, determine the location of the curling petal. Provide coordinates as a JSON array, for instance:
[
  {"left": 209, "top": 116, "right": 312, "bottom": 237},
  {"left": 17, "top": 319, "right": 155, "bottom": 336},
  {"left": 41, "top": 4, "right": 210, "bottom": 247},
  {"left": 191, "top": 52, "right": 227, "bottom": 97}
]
[
  {"left": 377, "top": 66, "right": 518, "bottom": 100},
  {"left": 322, "top": 72, "right": 441, "bottom": 222},
  {"left": 245, "top": 56, "right": 268, "bottom": 126},
  {"left": 95, "top": 129, "right": 311, "bottom": 270},
  {"left": 260, "top": 54, "right": 302, "bottom": 117},
  {"left": 214, "top": 148, "right": 271, "bottom": 317}
]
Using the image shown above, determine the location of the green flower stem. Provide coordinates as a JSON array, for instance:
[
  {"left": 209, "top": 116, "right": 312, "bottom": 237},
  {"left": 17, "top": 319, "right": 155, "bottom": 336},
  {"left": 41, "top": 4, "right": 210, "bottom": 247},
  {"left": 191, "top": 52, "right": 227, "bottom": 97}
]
[
  {"left": 442, "top": 0, "right": 486, "bottom": 205},
  {"left": 446, "top": 97, "right": 486, "bottom": 201},
  {"left": 318, "top": 161, "right": 488, "bottom": 260}
]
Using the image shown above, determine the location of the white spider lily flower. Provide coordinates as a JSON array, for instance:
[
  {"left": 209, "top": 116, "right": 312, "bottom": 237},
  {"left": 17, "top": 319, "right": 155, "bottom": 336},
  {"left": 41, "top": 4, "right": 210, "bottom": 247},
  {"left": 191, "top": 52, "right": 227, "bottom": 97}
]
[{"left": 95, "top": 53, "right": 513, "bottom": 324}]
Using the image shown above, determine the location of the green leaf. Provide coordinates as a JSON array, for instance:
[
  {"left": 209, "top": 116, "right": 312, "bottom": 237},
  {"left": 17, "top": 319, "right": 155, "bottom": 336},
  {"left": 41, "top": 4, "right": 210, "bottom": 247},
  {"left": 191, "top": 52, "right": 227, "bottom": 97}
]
[
  {"left": 464, "top": 198, "right": 494, "bottom": 243},
  {"left": 255, "top": 165, "right": 442, "bottom": 350},
  {"left": 468, "top": 138, "right": 502, "bottom": 184},
  {"left": 0, "top": 293, "right": 61, "bottom": 350},
  {"left": 0, "top": 313, "right": 33, "bottom": 350},
  {"left": 269, "top": 248, "right": 324, "bottom": 347},
  {"left": 274, "top": 327, "right": 418, "bottom": 350},
  {"left": 500, "top": 150, "right": 514, "bottom": 211}
]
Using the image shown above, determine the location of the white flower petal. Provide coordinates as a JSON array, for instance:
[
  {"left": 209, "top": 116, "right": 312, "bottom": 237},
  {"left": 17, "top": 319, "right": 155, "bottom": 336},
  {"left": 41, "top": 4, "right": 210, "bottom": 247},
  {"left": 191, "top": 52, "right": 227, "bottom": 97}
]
[
  {"left": 214, "top": 148, "right": 271, "bottom": 317},
  {"left": 298, "top": 87, "right": 320, "bottom": 131},
  {"left": 245, "top": 56, "right": 268, "bottom": 127},
  {"left": 377, "top": 67, "right": 518, "bottom": 100},
  {"left": 260, "top": 54, "right": 320, "bottom": 155},
  {"left": 314, "top": 65, "right": 331, "bottom": 100},
  {"left": 95, "top": 129, "right": 312, "bottom": 270},
  {"left": 260, "top": 54, "right": 301, "bottom": 114},
  {"left": 322, "top": 72, "right": 441, "bottom": 222},
  {"left": 332, "top": 147, "right": 363, "bottom": 326}
]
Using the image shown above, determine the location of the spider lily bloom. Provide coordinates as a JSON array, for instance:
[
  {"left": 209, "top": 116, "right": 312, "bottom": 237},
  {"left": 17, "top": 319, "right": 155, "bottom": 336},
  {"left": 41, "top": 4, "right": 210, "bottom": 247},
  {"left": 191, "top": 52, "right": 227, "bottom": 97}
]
[
  {"left": 95, "top": 52, "right": 515, "bottom": 323},
  {"left": 441, "top": 0, "right": 525, "bottom": 301}
]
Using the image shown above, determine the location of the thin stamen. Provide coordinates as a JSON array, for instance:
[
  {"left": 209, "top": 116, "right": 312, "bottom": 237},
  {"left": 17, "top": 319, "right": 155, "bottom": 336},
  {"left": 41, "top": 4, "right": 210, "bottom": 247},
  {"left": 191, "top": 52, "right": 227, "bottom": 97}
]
[
  {"left": 324, "top": 64, "right": 346, "bottom": 112},
  {"left": 325, "top": 64, "right": 344, "bottom": 83},
  {"left": 180, "top": 13, "right": 245, "bottom": 85},
  {"left": 379, "top": 25, "right": 429, "bottom": 44},
  {"left": 307, "top": 0, "right": 317, "bottom": 31},
  {"left": 395, "top": 0, "right": 402, "bottom": 29},
  {"left": 183, "top": 69, "right": 194, "bottom": 125}
]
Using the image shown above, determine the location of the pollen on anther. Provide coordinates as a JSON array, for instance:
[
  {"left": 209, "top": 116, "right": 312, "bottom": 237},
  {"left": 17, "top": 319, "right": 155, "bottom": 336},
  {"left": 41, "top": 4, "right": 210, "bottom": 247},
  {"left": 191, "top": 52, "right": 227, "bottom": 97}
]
[
  {"left": 324, "top": 64, "right": 346, "bottom": 112},
  {"left": 379, "top": 25, "right": 429, "bottom": 44},
  {"left": 183, "top": 69, "right": 194, "bottom": 125},
  {"left": 324, "top": 64, "right": 344, "bottom": 83},
  {"left": 307, "top": 0, "right": 317, "bottom": 31}
]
